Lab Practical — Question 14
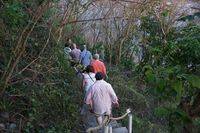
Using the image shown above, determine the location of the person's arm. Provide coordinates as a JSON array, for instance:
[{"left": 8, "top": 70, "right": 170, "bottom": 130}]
[
  {"left": 89, "top": 52, "right": 92, "bottom": 64},
  {"left": 82, "top": 74, "right": 85, "bottom": 90},
  {"left": 85, "top": 86, "right": 94, "bottom": 112},
  {"left": 85, "top": 90, "right": 94, "bottom": 112},
  {"left": 108, "top": 84, "right": 119, "bottom": 106},
  {"left": 102, "top": 63, "right": 106, "bottom": 76},
  {"left": 69, "top": 51, "right": 73, "bottom": 58},
  {"left": 79, "top": 53, "right": 82, "bottom": 63},
  {"left": 85, "top": 89, "right": 92, "bottom": 105}
]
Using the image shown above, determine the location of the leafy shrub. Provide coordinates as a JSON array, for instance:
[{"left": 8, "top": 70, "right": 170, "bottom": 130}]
[
  {"left": 0, "top": 1, "right": 28, "bottom": 28},
  {"left": 0, "top": 1, "right": 84, "bottom": 131},
  {"left": 140, "top": 15, "right": 200, "bottom": 131}
]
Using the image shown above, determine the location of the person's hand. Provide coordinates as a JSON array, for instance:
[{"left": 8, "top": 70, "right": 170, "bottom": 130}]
[
  {"left": 113, "top": 102, "right": 119, "bottom": 108},
  {"left": 89, "top": 108, "right": 94, "bottom": 113}
]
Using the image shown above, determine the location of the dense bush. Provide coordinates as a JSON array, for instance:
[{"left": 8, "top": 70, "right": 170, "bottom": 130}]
[
  {"left": 0, "top": 1, "right": 84, "bottom": 132},
  {"left": 139, "top": 15, "right": 200, "bottom": 132}
]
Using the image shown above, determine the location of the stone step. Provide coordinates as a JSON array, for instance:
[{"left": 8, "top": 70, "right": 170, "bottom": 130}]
[
  {"left": 112, "top": 127, "right": 128, "bottom": 133},
  {"left": 108, "top": 120, "right": 122, "bottom": 128},
  {"left": 81, "top": 105, "right": 129, "bottom": 133}
]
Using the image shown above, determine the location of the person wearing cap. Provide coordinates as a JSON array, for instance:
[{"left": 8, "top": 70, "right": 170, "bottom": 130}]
[
  {"left": 85, "top": 72, "right": 119, "bottom": 125},
  {"left": 79, "top": 45, "right": 92, "bottom": 67},
  {"left": 90, "top": 54, "right": 106, "bottom": 76}
]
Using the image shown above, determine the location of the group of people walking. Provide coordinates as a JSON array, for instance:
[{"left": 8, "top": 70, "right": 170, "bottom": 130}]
[{"left": 65, "top": 39, "right": 119, "bottom": 125}]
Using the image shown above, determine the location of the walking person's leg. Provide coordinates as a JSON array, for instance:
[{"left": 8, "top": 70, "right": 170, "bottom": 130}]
[{"left": 96, "top": 116, "right": 103, "bottom": 125}]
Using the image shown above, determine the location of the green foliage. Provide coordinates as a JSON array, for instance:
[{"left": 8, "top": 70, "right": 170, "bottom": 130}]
[
  {"left": 194, "top": 118, "right": 200, "bottom": 131},
  {"left": 1, "top": 1, "right": 28, "bottom": 28},
  {"left": 154, "top": 107, "right": 171, "bottom": 117},
  {"left": 182, "top": 74, "right": 200, "bottom": 89},
  {"left": 24, "top": 85, "right": 81, "bottom": 132},
  {"left": 169, "top": 25, "right": 200, "bottom": 67},
  {"left": 71, "top": 35, "right": 86, "bottom": 46},
  {"left": 0, "top": 56, "right": 82, "bottom": 132},
  {"left": 108, "top": 67, "right": 148, "bottom": 112},
  {"left": 0, "top": 1, "right": 84, "bottom": 131},
  {"left": 108, "top": 67, "right": 151, "bottom": 132},
  {"left": 120, "top": 57, "right": 136, "bottom": 70},
  {"left": 141, "top": 16, "right": 163, "bottom": 46},
  {"left": 140, "top": 15, "right": 200, "bottom": 131},
  {"left": 132, "top": 116, "right": 153, "bottom": 132},
  {"left": 154, "top": 107, "right": 191, "bottom": 123},
  {"left": 172, "top": 80, "right": 183, "bottom": 98},
  {"left": 92, "top": 42, "right": 103, "bottom": 53}
]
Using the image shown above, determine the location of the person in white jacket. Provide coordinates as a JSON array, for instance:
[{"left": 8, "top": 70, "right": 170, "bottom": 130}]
[{"left": 85, "top": 72, "right": 119, "bottom": 125}]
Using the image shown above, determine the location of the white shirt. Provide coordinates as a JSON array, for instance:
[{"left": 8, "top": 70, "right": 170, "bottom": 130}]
[
  {"left": 82, "top": 72, "right": 96, "bottom": 92},
  {"left": 86, "top": 80, "right": 118, "bottom": 115}
]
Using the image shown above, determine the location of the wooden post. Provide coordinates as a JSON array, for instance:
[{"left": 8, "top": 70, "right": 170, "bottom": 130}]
[{"left": 128, "top": 114, "right": 133, "bottom": 133}]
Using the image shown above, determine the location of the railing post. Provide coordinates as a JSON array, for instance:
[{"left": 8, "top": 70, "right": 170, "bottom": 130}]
[
  {"left": 128, "top": 114, "right": 132, "bottom": 133},
  {"left": 104, "top": 126, "right": 109, "bottom": 133},
  {"left": 109, "top": 126, "right": 112, "bottom": 133}
]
